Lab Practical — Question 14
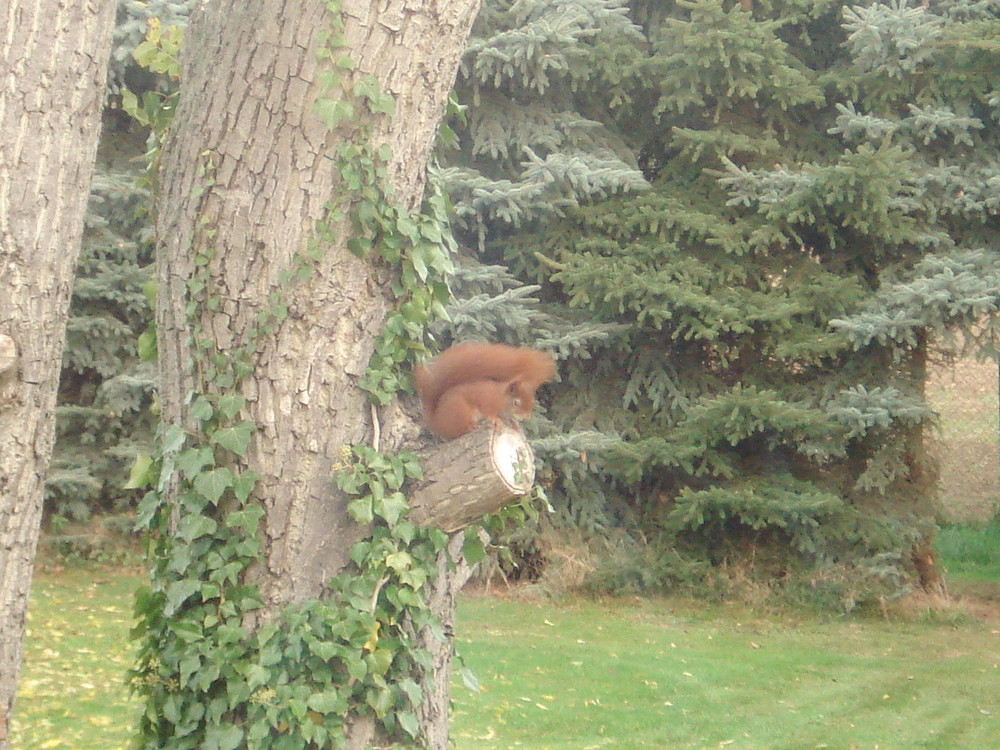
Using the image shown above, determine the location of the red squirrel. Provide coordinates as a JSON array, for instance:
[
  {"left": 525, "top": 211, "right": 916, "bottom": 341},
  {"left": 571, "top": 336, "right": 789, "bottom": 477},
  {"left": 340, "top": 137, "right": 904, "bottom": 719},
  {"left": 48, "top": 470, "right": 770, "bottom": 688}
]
[{"left": 413, "top": 342, "right": 556, "bottom": 439}]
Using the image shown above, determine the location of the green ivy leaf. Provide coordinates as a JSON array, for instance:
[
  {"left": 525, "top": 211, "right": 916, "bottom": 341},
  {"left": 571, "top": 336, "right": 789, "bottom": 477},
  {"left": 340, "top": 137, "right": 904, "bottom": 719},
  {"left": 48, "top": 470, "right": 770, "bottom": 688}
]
[
  {"left": 176, "top": 514, "right": 218, "bottom": 542},
  {"left": 400, "top": 452, "right": 423, "bottom": 480},
  {"left": 200, "top": 581, "right": 221, "bottom": 602},
  {"left": 162, "top": 424, "right": 187, "bottom": 454},
  {"left": 217, "top": 392, "right": 246, "bottom": 420},
  {"left": 178, "top": 652, "right": 202, "bottom": 687},
  {"left": 161, "top": 693, "right": 182, "bottom": 724},
  {"left": 232, "top": 470, "right": 260, "bottom": 502},
  {"left": 203, "top": 724, "right": 244, "bottom": 750},
  {"left": 164, "top": 580, "right": 202, "bottom": 616},
  {"left": 307, "top": 690, "right": 348, "bottom": 714},
  {"left": 367, "top": 648, "right": 394, "bottom": 676},
  {"left": 157, "top": 457, "right": 176, "bottom": 494},
  {"left": 390, "top": 586, "right": 420, "bottom": 607},
  {"left": 133, "top": 490, "right": 160, "bottom": 531},
  {"left": 242, "top": 663, "right": 270, "bottom": 691},
  {"left": 194, "top": 467, "right": 235, "bottom": 505},
  {"left": 367, "top": 685, "right": 394, "bottom": 718},
  {"left": 314, "top": 98, "right": 354, "bottom": 128},
  {"left": 398, "top": 677, "right": 422, "bottom": 707},
  {"left": 377, "top": 492, "right": 409, "bottom": 525},
  {"left": 399, "top": 567, "right": 428, "bottom": 589},
  {"left": 167, "top": 544, "right": 192, "bottom": 573},
  {"left": 382, "top": 458, "right": 407, "bottom": 490},
  {"left": 419, "top": 221, "right": 442, "bottom": 244},
  {"left": 137, "top": 328, "right": 158, "bottom": 361},
  {"left": 176, "top": 446, "right": 214, "bottom": 479},
  {"left": 462, "top": 531, "right": 487, "bottom": 565},
  {"left": 349, "top": 539, "right": 372, "bottom": 566},
  {"left": 226, "top": 505, "right": 264, "bottom": 536},
  {"left": 354, "top": 75, "right": 379, "bottom": 101},
  {"left": 459, "top": 666, "right": 481, "bottom": 693},
  {"left": 384, "top": 550, "right": 412, "bottom": 572},
  {"left": 346, "top": 654, "right": 368, "bottom": 682},
  {"left": 289, "top": 697, "right": 309, "bottom": 721},
  {"left": 190, "top": 395, "right": 214, "bottom": 422},
  {"left": 409, "top": 247, "right": 429, "bottom": 282},
  {"left": 392, "top": 521, "right": 416, "bottom": 545},
  {"left": 369, "top": 92, "right": 396, "bottom": 116},
  {"left": 397, "top": 709, "right": 419, "bottom": 738},
  {"left": 211, "top": 422, "right": 254, "bottom": 456},
  {"left": 348, "top": 496, "right": 375, "bottom": 524},
  {"left": 120, "top": 87, "right": 146, "bottom": 124},
  {"left": 164, "top": 618, "right": 204, "bottom": 642},
  {"left": 336, "top": 469, "right": 364, "bottom": 495},
  {"left": 125, "top": 453, "right": 156, "bottom": 489},
  {"left": 212, "top": 561, "right": 245, "bottom": 585}
]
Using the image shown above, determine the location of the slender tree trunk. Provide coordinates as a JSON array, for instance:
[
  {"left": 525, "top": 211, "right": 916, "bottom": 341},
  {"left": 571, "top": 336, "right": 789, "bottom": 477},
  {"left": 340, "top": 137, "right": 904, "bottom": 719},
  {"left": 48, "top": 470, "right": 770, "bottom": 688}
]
[
  {"left": 908, "top": 332, "right": 943, "bottom": 590},
  {"left": 0, "top": 0, "right": 115, "bottom": 744},
  {"left": 153, "top": 0, "right": 479, "bottom": 744}
]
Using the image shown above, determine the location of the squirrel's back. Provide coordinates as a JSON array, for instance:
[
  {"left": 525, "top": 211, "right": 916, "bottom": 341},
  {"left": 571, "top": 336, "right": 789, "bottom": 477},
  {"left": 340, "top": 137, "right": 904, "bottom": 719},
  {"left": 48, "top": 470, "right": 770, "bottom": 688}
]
[
  {"left": 414, "top": 343, "right": 556, "bottom": 438},
  {"left": 413, "top": 342, "right": 555, "bottom": 411}
]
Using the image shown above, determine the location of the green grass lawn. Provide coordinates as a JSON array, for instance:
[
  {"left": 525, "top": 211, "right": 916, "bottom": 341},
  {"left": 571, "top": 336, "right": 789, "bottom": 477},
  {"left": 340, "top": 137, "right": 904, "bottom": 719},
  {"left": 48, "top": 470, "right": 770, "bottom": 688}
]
[
  {"left": 12, "top": 561, "right": 1000, "bottom": 749},
  {"left": 936, "top": 523, "right": 1000, "bottom": 581},
  {"left": 450, "top": 595, "right": 1000, "bottom": 749},
  {"left": 11, "top": 566, "right": 139, "bottom": 749}
]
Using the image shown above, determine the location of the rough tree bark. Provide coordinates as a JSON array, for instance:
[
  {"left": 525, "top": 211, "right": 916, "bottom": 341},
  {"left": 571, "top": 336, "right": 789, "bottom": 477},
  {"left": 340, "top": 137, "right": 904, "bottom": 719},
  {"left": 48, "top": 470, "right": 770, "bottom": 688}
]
[
  {"left": 0, "top": 1, "right": 116, "bottom": 744},
  {"left": 154, "top": 0, "right": 481, "bottom": 745}
]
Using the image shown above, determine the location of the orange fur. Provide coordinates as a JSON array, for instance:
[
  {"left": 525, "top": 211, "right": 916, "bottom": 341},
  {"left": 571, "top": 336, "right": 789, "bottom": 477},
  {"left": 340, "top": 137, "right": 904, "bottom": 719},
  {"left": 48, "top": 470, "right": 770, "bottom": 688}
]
[{"left": 414, "top": 343, "right": 556, "bottom": 439}]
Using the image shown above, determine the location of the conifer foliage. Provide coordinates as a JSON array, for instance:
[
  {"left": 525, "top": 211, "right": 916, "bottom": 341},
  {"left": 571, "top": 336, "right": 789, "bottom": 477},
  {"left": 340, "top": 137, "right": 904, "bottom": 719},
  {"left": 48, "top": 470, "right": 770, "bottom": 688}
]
[
  {"left": 49, "top": 168, "right": 156, "bottom": 527},
  {"left": 448, "top": 0, "right": 1000, "bottom": 603},
  {"left": 434, "top": 0, "right": 653, "bottom": 569}
]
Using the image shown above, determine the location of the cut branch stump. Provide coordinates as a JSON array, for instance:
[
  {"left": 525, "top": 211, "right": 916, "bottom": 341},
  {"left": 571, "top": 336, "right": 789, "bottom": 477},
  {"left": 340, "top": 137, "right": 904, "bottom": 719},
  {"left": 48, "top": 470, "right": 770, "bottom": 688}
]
[{"left": 408, "top": 422, "right": 536, "bottom": 532}]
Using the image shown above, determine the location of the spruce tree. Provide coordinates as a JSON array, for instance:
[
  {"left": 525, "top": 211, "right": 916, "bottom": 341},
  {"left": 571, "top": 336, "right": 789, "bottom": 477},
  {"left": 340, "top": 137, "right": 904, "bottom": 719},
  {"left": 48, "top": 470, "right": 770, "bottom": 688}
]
[
  {"left": 433, "top": 0, "right": 654, "bottom": 570},
  {"left": 461, "top": 0, "right": 1000, "bottom": 603},
  {"left": 48, "top": 168, "right": 156, "bottom": 528},
  {"left": 437, "top": 0, "right": 648, "bottom": 345}
]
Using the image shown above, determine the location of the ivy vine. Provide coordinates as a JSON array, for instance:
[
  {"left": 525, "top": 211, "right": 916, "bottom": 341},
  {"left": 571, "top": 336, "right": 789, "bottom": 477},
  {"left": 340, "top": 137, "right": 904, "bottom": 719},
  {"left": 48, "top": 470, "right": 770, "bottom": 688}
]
[{"left": 126, "top": 3, "right": 469, "bottom": 748}]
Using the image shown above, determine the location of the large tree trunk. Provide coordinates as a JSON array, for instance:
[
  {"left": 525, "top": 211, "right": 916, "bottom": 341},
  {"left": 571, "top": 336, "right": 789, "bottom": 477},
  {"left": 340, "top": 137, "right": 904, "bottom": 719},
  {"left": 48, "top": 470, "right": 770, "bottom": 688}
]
[
  {"left": 152, "top": 0, "right": 480, "bottom": 745},
  {"left": 0, "top": 0, "right": 116, "bottom": 744},
  {"left": 158, "top": 0, "right": 481, "bottom": 605}
]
